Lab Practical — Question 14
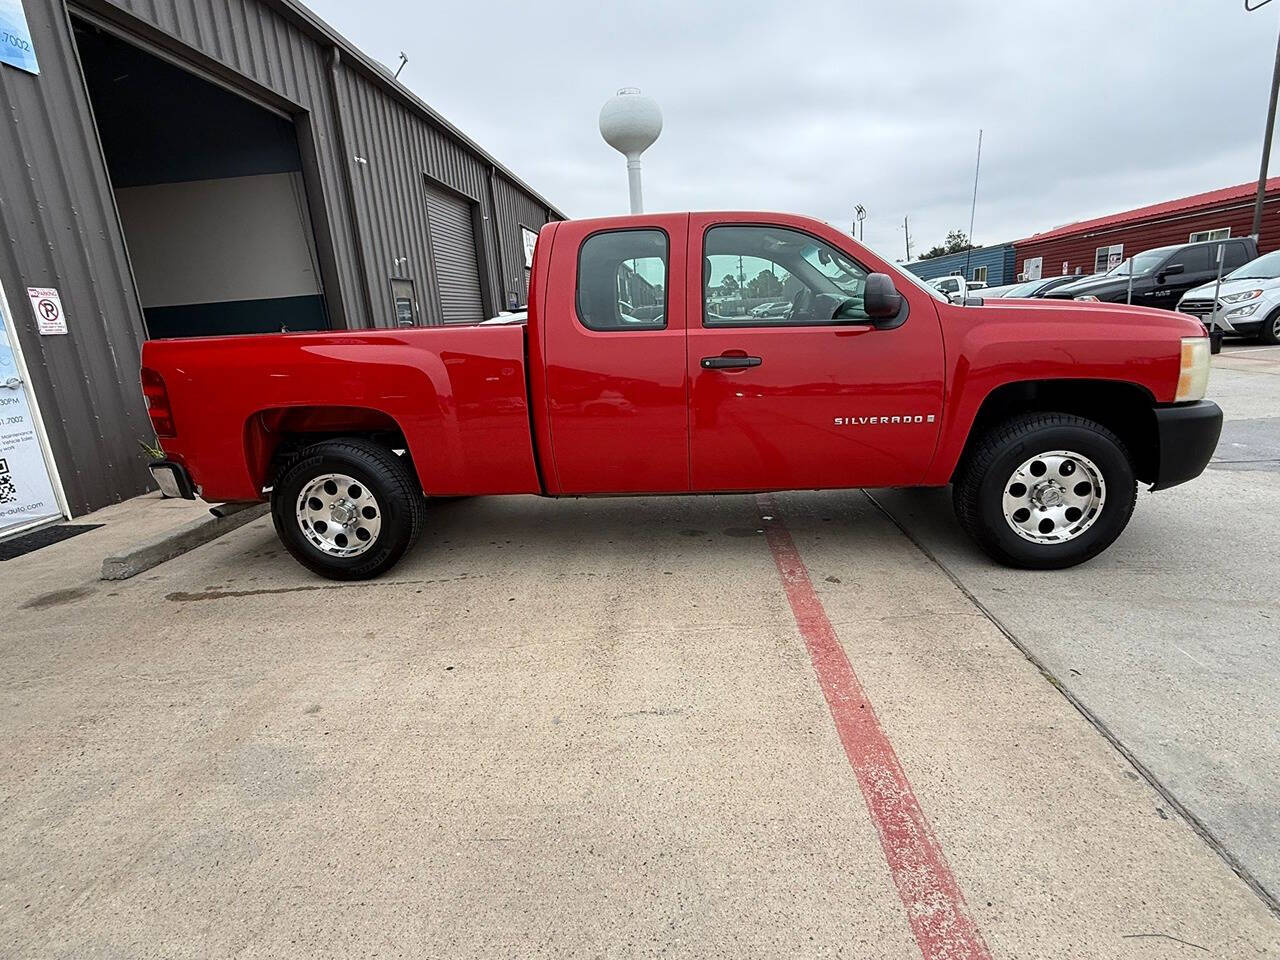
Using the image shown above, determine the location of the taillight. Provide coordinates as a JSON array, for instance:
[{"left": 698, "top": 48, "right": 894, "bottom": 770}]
[{"left": 140, "top": 367, "right": 176, "bottom": 437}]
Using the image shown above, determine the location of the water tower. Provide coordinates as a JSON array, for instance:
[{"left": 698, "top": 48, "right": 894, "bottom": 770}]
[{"left": 599, "top": 88, "right": 662, "bottom": 214}]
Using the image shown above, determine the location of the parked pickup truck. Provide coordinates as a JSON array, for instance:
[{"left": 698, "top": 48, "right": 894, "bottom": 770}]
[{"left": 140, "top": 212, "right": 1222, "bottom": 580}]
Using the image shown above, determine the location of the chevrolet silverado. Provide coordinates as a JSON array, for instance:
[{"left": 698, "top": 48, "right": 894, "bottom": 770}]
[{"left": 140, "top": 212, "right": 1222, "bottom": 579}]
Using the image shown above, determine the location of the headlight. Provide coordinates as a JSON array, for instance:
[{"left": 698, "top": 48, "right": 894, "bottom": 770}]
[
  {"left": 1220, "top": 289, "right": 1263, "bottom": 304},
  {"left": 1224, "top": 302, "right": 1260, "bottom": 319},
  {"left": 1175, "top": 337, "right": 1210, "bottom": 402},
  {"left": 1074, "top": 295, "right": 1099, "bottom": 302}
]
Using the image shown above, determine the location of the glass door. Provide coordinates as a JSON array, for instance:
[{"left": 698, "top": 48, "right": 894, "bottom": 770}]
[{"left": 0, "top": 284, "right": 65, "bottom": 538}]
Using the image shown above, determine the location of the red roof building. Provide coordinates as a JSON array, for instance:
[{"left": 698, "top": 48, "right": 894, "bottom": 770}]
[{"left": 1012, "top": 179, "right": 1280, "bottom": 281}]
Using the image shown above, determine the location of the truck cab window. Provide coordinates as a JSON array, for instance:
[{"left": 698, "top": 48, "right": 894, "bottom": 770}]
[
  {"left": 576, "top": 230, "right": 667, "bottom": 331},
  {"left": 703, "top": 225, "right": 870, "bottom": 326}
]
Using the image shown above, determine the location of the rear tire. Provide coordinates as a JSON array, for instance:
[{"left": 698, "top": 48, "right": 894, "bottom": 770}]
[
  {"left": 953, "top": 413, "right": 1136, "bottom": 569},
  {"left": 271, "top": 438, "right": 424, "bottom": 580}
]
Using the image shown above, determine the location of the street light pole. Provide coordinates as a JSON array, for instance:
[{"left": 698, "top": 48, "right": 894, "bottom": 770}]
[{"left": 1248, "top": 0, "right": 1280, "bottom": 239}]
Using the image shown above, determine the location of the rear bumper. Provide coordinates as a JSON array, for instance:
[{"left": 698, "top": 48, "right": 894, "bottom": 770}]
[
  {"left": 149, "top": 459, "right": 196, "bottom": 500},
  {"left": 1150, "top": 401, "right": 1222, "bottom": 491}
]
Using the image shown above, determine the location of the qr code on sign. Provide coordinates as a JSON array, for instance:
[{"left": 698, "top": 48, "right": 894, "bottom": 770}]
[{"left": 0, "top": 458, "right": 16, "bottom": 505}]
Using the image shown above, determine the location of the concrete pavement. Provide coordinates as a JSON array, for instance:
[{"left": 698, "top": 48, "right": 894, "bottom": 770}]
[
  {"left": 3, "top": 474, "right": 1278, "bottom": 956},
  {"left": 872, "top": 342, "right": 1280, "bottom": 914}
]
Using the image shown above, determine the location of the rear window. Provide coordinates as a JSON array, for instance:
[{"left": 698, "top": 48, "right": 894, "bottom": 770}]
[{"left": 576, "top": 230, "right": 668, "bottom": 331}]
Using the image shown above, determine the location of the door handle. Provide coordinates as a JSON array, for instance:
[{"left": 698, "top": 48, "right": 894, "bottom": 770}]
[{"left": 701, "top": 355, "right": 761, "bottom": 369}]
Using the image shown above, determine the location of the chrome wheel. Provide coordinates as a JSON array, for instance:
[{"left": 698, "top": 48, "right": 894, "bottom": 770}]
[
  {"left": 295, "top": 473, "right": 382, "bottom": 557},
  {"left": 1001, "top": 450, "right": 1105, "bottom": 544}
]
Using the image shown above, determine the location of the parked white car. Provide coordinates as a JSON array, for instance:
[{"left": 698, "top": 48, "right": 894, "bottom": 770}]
[{"left": 1177, "top": 249, "right": 1280, "bottom": 344}]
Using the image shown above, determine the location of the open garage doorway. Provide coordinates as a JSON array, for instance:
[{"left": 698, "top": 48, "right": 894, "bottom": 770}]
[{"left": 73, "top": 21, "right": 330, "bottom": 339}]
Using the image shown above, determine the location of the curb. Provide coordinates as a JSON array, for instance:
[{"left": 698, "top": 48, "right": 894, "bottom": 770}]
[{"left": 100, "top": 502, "right": 269, "bottom": 581}]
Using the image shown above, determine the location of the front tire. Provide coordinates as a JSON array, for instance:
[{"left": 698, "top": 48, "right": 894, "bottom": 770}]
[
  {"left": 1257, "top": 306, "right": 1280, "bottom": 345},
  {"left": 271, "top": 438, "right": 424, "bottom": 580},
  {"left": 953, "top": 413, "right": 1137, "bottom": 569}
]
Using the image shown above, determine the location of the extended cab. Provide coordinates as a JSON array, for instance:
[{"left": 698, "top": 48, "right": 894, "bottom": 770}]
[{"left": 140, "top": 212, "right": 1222, "bottom": 580}]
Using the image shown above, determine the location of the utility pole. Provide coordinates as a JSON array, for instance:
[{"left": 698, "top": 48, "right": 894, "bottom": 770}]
[
  {"left": 854, "top": 204, "right": 867, "bottom": 243},
  {"left": 903, "top": 215, "right": 912, "bottom": 261},
  {"left": 1249, "top": 0, "right": 1280, "bottom": 239}
]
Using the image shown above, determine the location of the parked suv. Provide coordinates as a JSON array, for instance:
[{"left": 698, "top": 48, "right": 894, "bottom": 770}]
[
  {"left": 1045, "top": 237, "right": 1258, "bottom": 310},
  {"left": 1177, "top": 248, "right": 1280, "bottom": 344}
]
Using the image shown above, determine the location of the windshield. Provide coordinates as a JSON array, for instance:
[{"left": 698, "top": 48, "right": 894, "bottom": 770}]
[
  {"left": 1106, "top": 248, "right": 1173, "bottom": 277},
  {"left": 800, "top": 242, "right": 865, "bottom": 297},
  {"left": 1002, "top": 279, "right": 1047, "bottom": 298},
  {"left": 1227, "top": 249, "right": 1280, "bottom": 280}
]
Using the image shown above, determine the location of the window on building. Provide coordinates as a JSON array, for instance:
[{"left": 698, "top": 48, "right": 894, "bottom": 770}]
[
  {"left": 971, "top": 266, "right": 988, "bottom": 283},
  {"left": 1189, "top": 227, "right": 1230, "bottom": 243},
  {"left": 702, "top": 225, "right": 871, "bottom": 326},
  {"left": 949, "top": 270, "right": 964, "bottom": 277},
  {"left": 576, "top": 229, "right": 667, "bottom": 331},
  {"left": 1095, "top": 244, "right": 1124, "bottom": 274},
  {"left": 390, "top": 278, "right": 418, "bottom": 327}
]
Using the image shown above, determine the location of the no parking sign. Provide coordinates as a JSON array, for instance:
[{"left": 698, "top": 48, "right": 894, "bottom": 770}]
[{"left": 26, "top": 286, "right": 67, "bottom": 335}]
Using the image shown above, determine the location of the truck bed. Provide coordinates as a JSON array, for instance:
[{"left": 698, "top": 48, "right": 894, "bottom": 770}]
[{"left": 142, "top": 325, "right": 541, "bottom": 502}]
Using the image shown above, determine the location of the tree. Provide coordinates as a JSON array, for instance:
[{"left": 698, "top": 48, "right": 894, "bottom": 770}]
[
  {"left": 718, "top": 274, "right": 739, "bottom": 296},
  {"left": 747, "top": 268, "right": 785, "bottom": 300},
  {"left": 917, "top": 229, "right": 974, "bottom": 260}
]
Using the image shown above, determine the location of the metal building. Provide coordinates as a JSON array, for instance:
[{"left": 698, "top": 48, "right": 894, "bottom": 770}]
[
  {"left": 0, "top": 0, "right": 563, "bottom": 538},
  {"left": 903, "top": 244, "right": 1017, "bottom": 286},
  {"left": 1013, "top": 179, "right": 1280, "bottom": 281}
]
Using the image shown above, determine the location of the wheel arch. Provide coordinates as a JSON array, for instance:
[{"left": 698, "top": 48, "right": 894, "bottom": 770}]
[
  {"left": 243, "top": 405, "right": 420, "bottom": 493},
  {"left": 1259, "top": 302, "right": 1280, "bottom": 343},
  {"left": 951, "top": 379, "right": 1159, "bottom": 484}
]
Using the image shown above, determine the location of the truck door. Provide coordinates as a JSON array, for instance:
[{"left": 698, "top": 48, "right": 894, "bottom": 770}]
[
  {"left": 541, "top": 215, "right": 690, "bottom": 494},
  {"left": 1149, "top": 245, "right": 1213, "bottom": 308},
  {"left": 687, "top": 215, "right": 945, "bottom": 492}
]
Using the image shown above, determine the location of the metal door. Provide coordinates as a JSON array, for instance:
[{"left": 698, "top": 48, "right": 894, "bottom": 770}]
[{"left": 424, "top": 184, "right": 485, "bottom": 324}]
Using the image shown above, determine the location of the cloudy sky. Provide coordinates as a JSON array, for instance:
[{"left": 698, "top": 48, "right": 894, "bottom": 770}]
[{"left": 304, "top": 0, "right": 1279, "bottom": 261}]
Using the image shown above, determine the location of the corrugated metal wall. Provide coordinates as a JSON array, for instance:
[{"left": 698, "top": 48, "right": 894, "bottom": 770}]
[
  {"left": 492, "top": 171, "right": 555, "bottom": 305},
  {"left": 0, "top": 0, "right": 562, "bottom": 516},
  {"left": 903, "top": 244, "right": 1017, "bottom": 285},
  {"left": 0, "top": 0, "right": 155, "bottom": 514},
  {"left": 1015, "top": 195, "right": 1280, "bottom": 280}
]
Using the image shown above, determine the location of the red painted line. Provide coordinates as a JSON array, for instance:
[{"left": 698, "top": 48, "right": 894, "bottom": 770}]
[{"left": 756, "top": 494, "right": 991, "bottom": 960}]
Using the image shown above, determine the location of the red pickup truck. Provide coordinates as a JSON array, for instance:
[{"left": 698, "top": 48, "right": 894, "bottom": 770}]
[{"left": 140, "top": 212, "right": 1221, "bottom": 580}]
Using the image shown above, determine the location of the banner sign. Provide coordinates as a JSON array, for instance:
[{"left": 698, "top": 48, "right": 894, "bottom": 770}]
[
  {"left": 0, "top": 298, "right": 61, "bottom": 534},
  {"left": 522, "top": 227, "right": 538, "bottom": 269},
  {"left": 0, "top": 0, "right": 39, "bottom": 76}
]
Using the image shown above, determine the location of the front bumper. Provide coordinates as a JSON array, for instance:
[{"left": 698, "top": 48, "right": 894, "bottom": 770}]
[
  {"left": 1150, "top": 401, "right": 1222, "bottom": 491},
  {"left": 149, "top": 459, "right": 196, "bottom": 500}
]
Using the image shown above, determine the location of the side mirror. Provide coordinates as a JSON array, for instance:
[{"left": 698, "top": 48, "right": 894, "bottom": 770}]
[
  {"left": 1159, "top": 263, "right": 1185, "bottom": 281},
  {"left": 865, "top": 273, "right": 903, "bottom": 318}
]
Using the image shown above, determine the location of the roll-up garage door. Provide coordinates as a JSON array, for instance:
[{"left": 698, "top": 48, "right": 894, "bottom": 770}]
[{"left": 425, "top": 184, "right": 485, "bottom": 324}]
